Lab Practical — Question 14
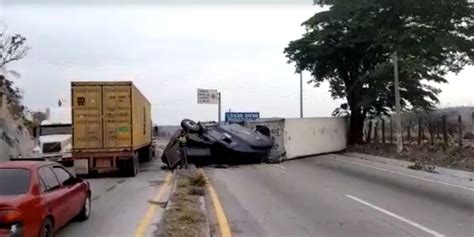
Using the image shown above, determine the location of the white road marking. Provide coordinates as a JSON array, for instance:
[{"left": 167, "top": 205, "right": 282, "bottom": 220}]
[
  {"left": 346, "top": 194, "right": 445, "bottom": 237},
  {"left": 334, "top": 157, "right": 474, "bottom": 192},
  {"left": 274, "top": 164, "right": 286, "bottom": 170}
]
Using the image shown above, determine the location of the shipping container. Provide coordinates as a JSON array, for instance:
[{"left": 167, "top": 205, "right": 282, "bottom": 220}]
[
  {"left": 246, "top": 117, "right": 348, "bottom": 162},
  {"left": 71, "top": 81, "right": 152, "bottom": 176}
]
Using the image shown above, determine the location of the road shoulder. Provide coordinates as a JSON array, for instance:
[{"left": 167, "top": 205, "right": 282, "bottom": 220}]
[
  {"left": 339, "top": 152, "right": 474, "bottom": 190},
  {"left": 344, "top": 152, "right": 474, "bottom": 180},
  {"left": 136, "top": 172, "right": 173, "bottom": 237}
]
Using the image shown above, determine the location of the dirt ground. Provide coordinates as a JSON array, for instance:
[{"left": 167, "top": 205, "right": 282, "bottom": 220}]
[{"left": 348, "top": 142, "right": 474, "bottom": 172}]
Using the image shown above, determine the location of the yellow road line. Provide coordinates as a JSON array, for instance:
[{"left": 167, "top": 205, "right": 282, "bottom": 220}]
[
  {"left": 201, "top": 170, "right": 233, "bottom": 237},
  {"left": 134, "top": 172, "right": 172, "bottom": 237}
]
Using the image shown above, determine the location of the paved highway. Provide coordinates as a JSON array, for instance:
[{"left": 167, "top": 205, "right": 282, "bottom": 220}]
[
  {"left": 205, "top": 154, "right": 474, "bottom": 237},
  {"left": 57, "top": 159, "right": 169, "bottom": 237}
]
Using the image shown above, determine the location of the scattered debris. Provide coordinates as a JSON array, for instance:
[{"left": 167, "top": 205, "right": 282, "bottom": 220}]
[
  {"left": 407, "top": 162, "right": 423, "bottom": 170},
  {"left": 148, "top": 200, "right": 167, "bottom": 209},
  {"left": 209, "top": 164, "right": 229, "bottom": 169},
  {"left": 407, "top": 161, "right": 437, "bottom": 173},
  {"left": 148, "top": 180, "right": 165, "bottom": 187}
]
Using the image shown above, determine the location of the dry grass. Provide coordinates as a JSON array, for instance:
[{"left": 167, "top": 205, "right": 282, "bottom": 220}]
[
  {"left": 156, "top": 170, "right": 208, "bottom": 237},
  {"left": 189, "top": 173, "right": 207, "bottom": 187},
  {"left": 464, "top": 132, "right": 474, "bottom": 140},
  {"left": 188, "top": 187, "right": 206, "bottom": 196}
]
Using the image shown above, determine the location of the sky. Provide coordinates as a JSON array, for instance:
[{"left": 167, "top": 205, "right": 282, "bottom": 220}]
[{"left": 1, "top": 0, "right": 473, "bottom": 125}]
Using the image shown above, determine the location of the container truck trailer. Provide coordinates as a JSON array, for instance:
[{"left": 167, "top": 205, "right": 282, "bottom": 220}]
[{"left": 71, "top": 81, "right": 152, "bottom": 176}]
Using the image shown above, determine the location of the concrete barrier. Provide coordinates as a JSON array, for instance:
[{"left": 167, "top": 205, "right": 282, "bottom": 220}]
[{"left": 246, "top": 117, "right": 348, "bottom": 162}]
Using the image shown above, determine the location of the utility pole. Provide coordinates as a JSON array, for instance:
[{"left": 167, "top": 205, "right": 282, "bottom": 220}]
[
  {"left": 393, "top": 51, "right": 403, "bottom": 153},
  {"left": 471, "top": 112, "right": 473, "bottom": 134},
  {"left": 300, "top": 72, "right": 303, "bottom": 118},
  {"left": 218, "top": 92, "right": 221, "bottom": 124},
  {"left": 0, "top": 76, "right": 5, "bottom": 116}
]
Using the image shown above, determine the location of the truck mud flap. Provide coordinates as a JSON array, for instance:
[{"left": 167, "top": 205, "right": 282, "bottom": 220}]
[{"left": 74, "top": 159, "right": 89, "bottom": 175}]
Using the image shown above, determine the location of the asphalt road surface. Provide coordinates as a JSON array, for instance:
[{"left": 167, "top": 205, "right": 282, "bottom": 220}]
[
  {"left": 205, "top": 154, "right": 474, "bottom": 237},
  {"left": 56, "top": 159, "right": 168, "bottom": 237}
]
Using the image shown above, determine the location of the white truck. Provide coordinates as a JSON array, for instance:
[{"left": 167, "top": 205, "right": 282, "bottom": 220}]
[{"left": 32, "top": 107, "right": 73, "bottom": 165}]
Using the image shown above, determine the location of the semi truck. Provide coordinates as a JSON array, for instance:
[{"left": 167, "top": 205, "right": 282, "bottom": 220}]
[
  {"left": 71, "top": 81, "right": 153, "bottom": 176},
  {"left": 32, "top": 107, "right": 73, "bottom": 165}
]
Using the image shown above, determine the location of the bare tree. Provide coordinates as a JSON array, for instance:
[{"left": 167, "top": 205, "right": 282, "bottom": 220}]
[
  {"left": 0, "top": 29, "right": 30, "bottom": 119},
  {"left": 0, "top": 29, "right": 30, "bottom": 69}
]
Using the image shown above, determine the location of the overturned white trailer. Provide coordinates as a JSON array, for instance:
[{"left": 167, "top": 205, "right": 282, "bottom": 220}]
[{"left": 246, "top": 117, "right": 348, "bottom": 162}]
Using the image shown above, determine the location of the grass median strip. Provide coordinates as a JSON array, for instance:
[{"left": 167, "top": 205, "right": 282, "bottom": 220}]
[{"left": 156, "top": 169, "right": 208, "bottom": 237}]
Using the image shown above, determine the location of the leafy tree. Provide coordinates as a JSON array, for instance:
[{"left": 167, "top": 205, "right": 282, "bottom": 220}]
[{"left": 285, "top": 0, "right": 473, "bottom": 144}]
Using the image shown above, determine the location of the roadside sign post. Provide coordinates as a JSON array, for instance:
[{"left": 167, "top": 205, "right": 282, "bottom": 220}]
[
  {"left": 300, "top": 72, "right": 303, "bottom": 118},
  {"left": 218, "top": 92, "right": 221, "bottom": 124},
  {"left": 471, "top": 112, "right": 473, "bottom": 134},
  {"left": 197, "top": 88, "right": 221, "bottom": 123}
]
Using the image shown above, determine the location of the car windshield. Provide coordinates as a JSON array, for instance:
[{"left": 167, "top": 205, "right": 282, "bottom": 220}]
[
  {"left": 40, "top": 125, "right": 72, "bottom": 136},
  {"left": 0, "top": 169, "right": 30, "bottom": 195}
]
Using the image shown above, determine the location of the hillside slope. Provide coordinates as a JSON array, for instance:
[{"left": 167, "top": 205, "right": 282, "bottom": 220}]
[{"left": 0, "top": 109, "right": 34, "bottom": 161}]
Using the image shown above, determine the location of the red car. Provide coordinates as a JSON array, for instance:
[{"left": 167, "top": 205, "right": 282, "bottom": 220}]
[{"left": 0, "top": 160, "right": 91, "bottom": 237}]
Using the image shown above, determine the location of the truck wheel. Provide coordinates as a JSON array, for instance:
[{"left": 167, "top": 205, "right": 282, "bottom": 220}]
[
  {"left": 121, "top": 155, "right": 139, "bottom": 177},
  {"left": 128, "top": 154, "right": 139, "bottom": 177},
  {"left": 181, "top": 119, "right": 201, "bottom": 133},
  {"left": 140, "top": 145, "right": 153, "bottom": 162},
  {"left": 150, "top": 145, "right": 155, "bottom": 160}
]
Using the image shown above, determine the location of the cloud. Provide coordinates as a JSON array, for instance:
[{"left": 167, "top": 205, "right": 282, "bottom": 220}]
[
  {"left": 3, "top": 0, "right": 313, "bottom": 6},
  {"left": 1, "top": 4, "right": 472, "bottom": 125}
]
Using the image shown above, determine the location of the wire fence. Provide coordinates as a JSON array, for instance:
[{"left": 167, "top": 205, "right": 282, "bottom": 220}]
[{"left": 364, "top": 110, "right": 474, "bottom": 148}]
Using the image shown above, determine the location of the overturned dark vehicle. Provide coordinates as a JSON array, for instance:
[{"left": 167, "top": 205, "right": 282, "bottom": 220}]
[{"left": 161, "top": 119, "right": 273, "bottom": 168}]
